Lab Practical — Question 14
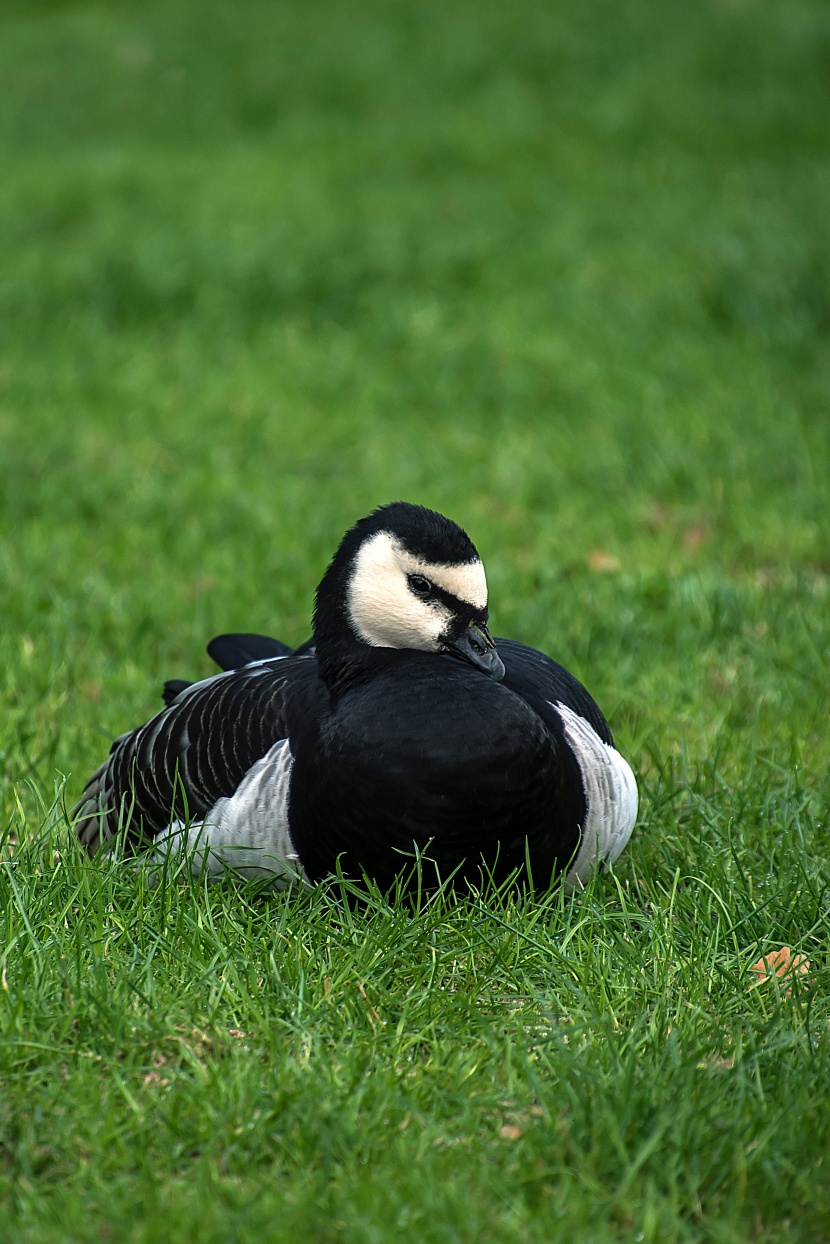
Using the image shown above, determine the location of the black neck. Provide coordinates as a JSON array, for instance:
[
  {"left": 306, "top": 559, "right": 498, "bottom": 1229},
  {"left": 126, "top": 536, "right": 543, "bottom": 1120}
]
[{"left": 312, "top": 545, "right": 374, "bottom": 696}]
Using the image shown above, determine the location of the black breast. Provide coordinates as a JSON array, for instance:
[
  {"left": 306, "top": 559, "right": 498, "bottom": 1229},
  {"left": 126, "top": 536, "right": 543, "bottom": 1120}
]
[{"left": 288, "top": 652, "right": 585, "bottom": 894}]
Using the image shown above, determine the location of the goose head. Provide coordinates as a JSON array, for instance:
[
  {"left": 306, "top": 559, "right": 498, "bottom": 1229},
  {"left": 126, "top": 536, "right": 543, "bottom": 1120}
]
[{"left": 313, "top": 503, "right": 505, "bottom": 689}]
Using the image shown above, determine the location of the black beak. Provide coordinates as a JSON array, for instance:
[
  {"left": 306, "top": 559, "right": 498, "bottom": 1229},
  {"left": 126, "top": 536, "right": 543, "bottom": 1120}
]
[{"left": 445, "top": 622, "right": 505, "bottom": 682}]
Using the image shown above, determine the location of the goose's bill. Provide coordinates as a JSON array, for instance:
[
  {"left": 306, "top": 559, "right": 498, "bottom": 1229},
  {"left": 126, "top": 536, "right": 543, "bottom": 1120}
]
[{"left": 445, "top": 623, "right": 505, "bottom": 682}]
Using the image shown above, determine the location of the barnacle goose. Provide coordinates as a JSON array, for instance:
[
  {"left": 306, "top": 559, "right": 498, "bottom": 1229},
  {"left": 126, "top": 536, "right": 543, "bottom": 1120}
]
[{"left": 73, "top": 503, "right": 637, "bottom": 893}]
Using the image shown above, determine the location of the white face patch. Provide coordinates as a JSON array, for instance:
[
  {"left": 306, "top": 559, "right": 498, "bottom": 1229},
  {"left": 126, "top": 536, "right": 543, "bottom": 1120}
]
[{"left": 347, "top": 530, "right": 487, "bottom": 650}]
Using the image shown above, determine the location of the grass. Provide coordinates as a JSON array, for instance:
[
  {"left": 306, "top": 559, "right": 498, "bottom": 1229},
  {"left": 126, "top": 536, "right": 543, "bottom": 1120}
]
[{"left": 1, "top": 0, "right": 829, "bottom": 1238}]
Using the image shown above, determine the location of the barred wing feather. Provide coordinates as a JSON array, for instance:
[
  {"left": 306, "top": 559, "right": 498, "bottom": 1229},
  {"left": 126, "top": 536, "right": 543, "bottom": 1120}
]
[{"left": 72, "top": 656, "right": 324, "bottom": 855}]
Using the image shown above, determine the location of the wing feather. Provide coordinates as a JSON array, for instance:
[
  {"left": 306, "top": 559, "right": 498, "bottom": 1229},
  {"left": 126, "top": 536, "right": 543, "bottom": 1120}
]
[
  {"left": 497, "top": 638, "right": 614, "bottom": 745},
  {"left": 72, "top": 656, "right": 325, "bottom": 855}
]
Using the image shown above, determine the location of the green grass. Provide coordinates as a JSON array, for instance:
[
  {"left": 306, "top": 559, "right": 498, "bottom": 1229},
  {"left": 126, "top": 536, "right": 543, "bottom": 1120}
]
[{"left": 1, "top": 0, "right": 829, "bottom": 1239}]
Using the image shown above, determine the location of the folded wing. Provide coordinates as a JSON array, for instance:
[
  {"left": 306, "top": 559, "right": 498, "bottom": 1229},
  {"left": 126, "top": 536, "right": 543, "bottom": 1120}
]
[{"left": 72, "top": 656, "right": 324, "bottom": 856}]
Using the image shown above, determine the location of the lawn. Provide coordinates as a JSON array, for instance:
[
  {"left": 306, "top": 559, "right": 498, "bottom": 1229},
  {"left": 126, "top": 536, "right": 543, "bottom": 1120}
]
[{"left": 1, "top": 0, "right": 829, "bottom": 1239}]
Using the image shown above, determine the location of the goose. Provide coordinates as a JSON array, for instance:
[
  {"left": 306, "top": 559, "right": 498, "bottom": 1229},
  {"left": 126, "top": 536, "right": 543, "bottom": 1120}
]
[{"left": 73, "top": 502, "right": 637, "bottom": 893}]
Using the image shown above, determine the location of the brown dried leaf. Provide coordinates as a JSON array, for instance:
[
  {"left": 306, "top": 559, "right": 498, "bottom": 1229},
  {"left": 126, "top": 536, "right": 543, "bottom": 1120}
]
[
  {"left": 357, "top": 981, "right": 381, "bottom": 1027},
  {"left": 187, "top": 574, "right": 217, "bottom": 599},
  {"left": 696, "top": 1055, "right": 734, "bottom": 1072},
  {"left": 587, "top": 550, "right": 621, "bottom": 573},
  {"left": 682, "top": 525, "right": 708, "bottom": 551},
  {"left": 749, "top": 947, "right": 810, "bottom": 995}
]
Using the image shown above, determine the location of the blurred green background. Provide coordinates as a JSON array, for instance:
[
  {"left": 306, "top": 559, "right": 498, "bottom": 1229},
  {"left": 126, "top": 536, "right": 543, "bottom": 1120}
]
[{"left": 2, "top": 2, "right": 830, "bottom": 1240}]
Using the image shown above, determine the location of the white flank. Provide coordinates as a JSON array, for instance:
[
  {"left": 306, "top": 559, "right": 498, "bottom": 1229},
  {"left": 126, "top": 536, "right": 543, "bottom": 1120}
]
[
  {"left": 152, "top": 738, "right": 308, "bottom": 886},
  {"left": 555, "top": 703, "right": 639, "bottom": 888},
  {"left": 347, "top": 530, "right": 487, "bottom": 650}
]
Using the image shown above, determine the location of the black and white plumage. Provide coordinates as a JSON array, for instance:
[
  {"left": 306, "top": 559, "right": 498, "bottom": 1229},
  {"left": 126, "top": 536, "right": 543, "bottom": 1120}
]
[{"left": 73, "top": 503, "right": 637, "bottom": 893}]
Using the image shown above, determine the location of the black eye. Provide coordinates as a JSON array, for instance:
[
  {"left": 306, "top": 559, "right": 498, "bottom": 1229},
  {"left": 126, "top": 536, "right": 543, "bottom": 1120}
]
[{"left": 408, "top": 574, "right": 432, "bottom": 597}]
